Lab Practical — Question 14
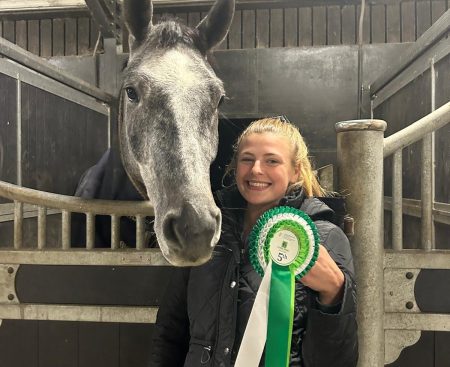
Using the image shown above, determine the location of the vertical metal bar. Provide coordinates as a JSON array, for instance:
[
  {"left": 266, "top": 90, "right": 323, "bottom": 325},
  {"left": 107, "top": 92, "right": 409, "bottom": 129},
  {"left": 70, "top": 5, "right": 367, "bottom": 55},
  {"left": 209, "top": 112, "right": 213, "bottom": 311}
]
[
  {"left": 392, "top": 149, "right": 403, "bottom": 250},
  {"left": 111, "top": 215, "right": 120, "bottom": 249},
  {"left": 336, "top": 119, "right": 386, "bottom": 367},
  {"left": 37, "top": 206, "right": 47, "bottom": 249},
  {"left": 421, "top": 59, "right": 436, "bottom": 250},
  {"left": 136, "top": 215, "right": 145, "bottom": 250},
  {"left": 14, "top": 201, "right": 23, "bottom": 249},
  {"left": 86, "top": 213, "right": 95, "bottom": 250},
  {"left": 16, "top": 76, "right": 22, "bottom": 186},
  {"left": 62, "top": 210, "right": 71, "bottom": 249}
]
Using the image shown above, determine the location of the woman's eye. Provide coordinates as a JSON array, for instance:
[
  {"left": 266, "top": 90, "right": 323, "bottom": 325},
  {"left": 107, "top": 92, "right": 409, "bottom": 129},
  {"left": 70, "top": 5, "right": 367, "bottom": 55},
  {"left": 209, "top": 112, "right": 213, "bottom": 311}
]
[
  {"left": 239, "top": 158, "right": 253, "bottom": 163},
  {"left": 125, "top": 87, "right": 139, "bottom": 102},
  {"left": 267, "top": 160, "right": 279, "bottom": 165}
]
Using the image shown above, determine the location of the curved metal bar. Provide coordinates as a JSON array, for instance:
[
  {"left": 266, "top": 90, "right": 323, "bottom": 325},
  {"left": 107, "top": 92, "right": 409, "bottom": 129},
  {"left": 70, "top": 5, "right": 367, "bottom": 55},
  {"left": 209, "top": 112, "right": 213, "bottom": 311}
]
[{"left": 0, "top": 180, "right": 154, "bottom": 217}]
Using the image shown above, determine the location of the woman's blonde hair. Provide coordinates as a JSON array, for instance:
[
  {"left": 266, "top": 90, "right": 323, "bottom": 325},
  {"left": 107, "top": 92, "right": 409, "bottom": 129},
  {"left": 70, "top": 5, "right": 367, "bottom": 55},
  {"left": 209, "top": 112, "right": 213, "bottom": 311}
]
[{"left": 226, "top": 117, "right": 326, "bottom": 197}]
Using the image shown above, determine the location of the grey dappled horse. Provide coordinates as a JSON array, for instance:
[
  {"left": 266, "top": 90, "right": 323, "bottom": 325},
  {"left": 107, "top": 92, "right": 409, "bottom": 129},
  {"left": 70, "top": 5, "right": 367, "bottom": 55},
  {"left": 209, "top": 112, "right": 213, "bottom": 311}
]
[{"left": 119, "top": 0, "right": 235, "bottom": 266}]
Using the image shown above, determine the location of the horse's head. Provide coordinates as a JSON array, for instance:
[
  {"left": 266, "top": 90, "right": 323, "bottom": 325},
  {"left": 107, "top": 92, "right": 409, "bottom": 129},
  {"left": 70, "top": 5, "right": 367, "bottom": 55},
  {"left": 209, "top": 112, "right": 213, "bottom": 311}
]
[{"left": 120, "top": 0, "right": 234, "bottom": 266}]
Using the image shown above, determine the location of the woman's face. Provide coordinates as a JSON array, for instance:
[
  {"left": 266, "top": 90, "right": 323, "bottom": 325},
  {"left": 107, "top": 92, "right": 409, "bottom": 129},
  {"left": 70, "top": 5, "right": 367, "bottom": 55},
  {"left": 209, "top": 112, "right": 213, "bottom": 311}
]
[{"left": 236, "top": 132, "right": 299, "bottom": 212}]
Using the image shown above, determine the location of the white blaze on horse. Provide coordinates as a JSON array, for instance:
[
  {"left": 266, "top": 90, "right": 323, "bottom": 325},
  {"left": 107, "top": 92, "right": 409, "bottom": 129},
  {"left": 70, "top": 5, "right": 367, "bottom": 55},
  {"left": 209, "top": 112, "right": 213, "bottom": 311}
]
[{"left": 120, "top": 0, "right": 235, "bottom": 266}]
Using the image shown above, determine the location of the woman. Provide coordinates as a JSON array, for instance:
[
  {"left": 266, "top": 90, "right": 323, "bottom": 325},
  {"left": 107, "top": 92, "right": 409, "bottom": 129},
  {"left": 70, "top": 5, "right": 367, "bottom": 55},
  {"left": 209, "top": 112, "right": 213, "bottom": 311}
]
[{"left": 149, "top": 117, "right": 358, "bottom": 366}]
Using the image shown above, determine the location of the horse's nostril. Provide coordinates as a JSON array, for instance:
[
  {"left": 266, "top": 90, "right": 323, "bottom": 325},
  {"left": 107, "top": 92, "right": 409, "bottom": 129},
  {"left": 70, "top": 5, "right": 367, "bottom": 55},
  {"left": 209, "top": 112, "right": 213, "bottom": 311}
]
[{"left": 162, "top": 215, "right": 179, "bottom": 246}]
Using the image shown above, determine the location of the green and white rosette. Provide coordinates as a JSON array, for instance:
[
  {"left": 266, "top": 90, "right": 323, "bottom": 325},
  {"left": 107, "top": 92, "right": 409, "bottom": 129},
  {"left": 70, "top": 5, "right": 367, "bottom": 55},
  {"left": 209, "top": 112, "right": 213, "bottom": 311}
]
[{"left": 235, "top": 206, "right": 320, "bottom": 367}]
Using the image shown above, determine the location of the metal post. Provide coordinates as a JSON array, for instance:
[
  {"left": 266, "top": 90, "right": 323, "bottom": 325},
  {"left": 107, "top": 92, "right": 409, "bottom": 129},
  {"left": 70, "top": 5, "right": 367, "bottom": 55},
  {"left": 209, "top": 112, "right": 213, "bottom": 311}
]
[
  {"left": 136, "top": 215, "right": 145, "bottom": 250},
  {"left": 336, "top": 119, "right": 387, "bottom": 367},
  {"left": 86, "top": 213, "right": 95, "bottom": 250},
  {"left": 111, "top": 215, "right": 120, "bottom": 249},
  {"left": 37, "top": 206, "right": 47, "bottom": 249},
  {"left": 392, "top": 149, "right": 403, "bottom": 250},
  {"left": 62, "top": 210, "right": 71, "bottom": 249}
]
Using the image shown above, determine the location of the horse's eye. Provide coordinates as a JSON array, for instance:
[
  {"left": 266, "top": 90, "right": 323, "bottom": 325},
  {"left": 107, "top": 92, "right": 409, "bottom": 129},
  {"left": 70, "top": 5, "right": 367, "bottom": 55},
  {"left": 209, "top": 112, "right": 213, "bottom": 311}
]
[{"left": 125, "top": 87, "right": 138, "bottom": 102}]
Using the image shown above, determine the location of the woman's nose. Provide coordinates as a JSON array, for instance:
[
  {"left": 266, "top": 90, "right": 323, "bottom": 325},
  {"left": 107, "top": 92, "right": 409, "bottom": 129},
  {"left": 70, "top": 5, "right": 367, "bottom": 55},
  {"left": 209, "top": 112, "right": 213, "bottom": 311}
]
[{"left": 251, "top": 160, "right": 263, "bottom": 174}]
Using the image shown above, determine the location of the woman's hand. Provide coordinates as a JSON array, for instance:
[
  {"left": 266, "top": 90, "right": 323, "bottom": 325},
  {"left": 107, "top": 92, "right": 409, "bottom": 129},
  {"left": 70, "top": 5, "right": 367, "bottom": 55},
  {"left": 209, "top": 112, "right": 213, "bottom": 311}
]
[{"left": 300, "top": 245, "right": 345, "bottom": 305}]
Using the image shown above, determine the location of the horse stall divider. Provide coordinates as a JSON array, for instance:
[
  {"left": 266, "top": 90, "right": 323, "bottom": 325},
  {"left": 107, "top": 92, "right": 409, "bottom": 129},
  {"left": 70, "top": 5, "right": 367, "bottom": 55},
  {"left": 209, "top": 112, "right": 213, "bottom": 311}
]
[{"left": 336, "top": 9, "right": 450, "bottom": 366}]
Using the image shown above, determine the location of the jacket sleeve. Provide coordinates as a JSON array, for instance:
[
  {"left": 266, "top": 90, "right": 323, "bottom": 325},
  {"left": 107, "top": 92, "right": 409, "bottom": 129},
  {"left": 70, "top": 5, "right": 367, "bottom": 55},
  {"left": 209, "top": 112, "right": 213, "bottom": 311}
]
[
  {"left": 301, "top": 224, "right": 358, "bottom": 367},
  {"left": 148, "top": 267, "right": 191, "bottom": 367}
]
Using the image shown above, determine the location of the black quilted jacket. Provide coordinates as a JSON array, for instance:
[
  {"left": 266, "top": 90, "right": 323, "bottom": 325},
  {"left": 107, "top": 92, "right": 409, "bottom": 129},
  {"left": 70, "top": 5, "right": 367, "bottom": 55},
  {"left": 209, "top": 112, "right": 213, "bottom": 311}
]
[{"left": 149, "top": 187, "right": 358, "bottom": 367}]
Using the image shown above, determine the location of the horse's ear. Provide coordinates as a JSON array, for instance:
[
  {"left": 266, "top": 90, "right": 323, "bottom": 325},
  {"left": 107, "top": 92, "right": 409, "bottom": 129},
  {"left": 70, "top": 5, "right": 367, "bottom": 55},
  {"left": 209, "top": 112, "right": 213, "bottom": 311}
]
[
  {"left": 124, "top": 0, "right": 153, "bottom": 52},
  {"left": 196, "top": 0, "right": 235, "bottom": 51}
]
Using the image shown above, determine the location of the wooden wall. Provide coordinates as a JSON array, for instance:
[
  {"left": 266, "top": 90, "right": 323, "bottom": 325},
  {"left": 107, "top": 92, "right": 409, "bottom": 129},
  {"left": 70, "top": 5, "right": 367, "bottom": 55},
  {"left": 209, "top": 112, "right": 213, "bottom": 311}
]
[{"left": 0, "top": 0, "right": 449, "bottom": 56}]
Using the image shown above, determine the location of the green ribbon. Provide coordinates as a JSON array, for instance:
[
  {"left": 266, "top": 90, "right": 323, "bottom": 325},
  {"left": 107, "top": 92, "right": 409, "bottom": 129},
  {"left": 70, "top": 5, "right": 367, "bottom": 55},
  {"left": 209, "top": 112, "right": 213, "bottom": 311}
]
[{"left": 266, "top": 262, "right": 295, "bottom": 367}]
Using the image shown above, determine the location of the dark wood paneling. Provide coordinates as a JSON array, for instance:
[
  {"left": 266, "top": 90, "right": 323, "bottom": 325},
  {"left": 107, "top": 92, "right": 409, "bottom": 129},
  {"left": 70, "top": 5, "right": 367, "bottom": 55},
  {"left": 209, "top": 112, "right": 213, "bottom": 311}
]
[
  {"left": 436, "top": 331, "right": 450, "bottom": 367},
  {"left": 27, "top": 20, "right": 40, "bottom": 55},
  {"left": 312, "top": 6, "right": 327, "bottom": 45},
  {"left": 3, "top": 20, "right": 15, "bottom": 43},
  {"left": 39, "top": 321, "right": 78, "bottom": 367},
  {"left": 327, "top": 5, "right": 342, "bottom": 45},
  {"left": 119, "top": 324, "right": 154, "bottom": 367},
  {"left": 242, "top": 10, "right": 256, "bottom": 48},
  {"left": 0, "top": 320, "right": 39, "bottom": 367},
  {"left": 387, "top": 3, "right": 401, "bottom": 42},
  {"left": 284, "top": 8, "right": 298, "bottom": 47},
  {"left": 298, "top": 7, "right": 312, "bottom": 46},
  {"left": 187, "top": 11, "right": 201, "bottom": 28},
  {"left": 256, "top": 9, "right": 270, "bottom": 47},
  {"left": 401, "top": 1, "right": 417, "bottom": 41},
  {"left": 40, "top": 19, "right": 52, "bottom": 57},
  {"left": 77, "top": 17, "right": 90, "bottom": 54},
  {"left": 372, "top": 4, "right": 387, "bottom": 43},
  {"left": 357, "top": 4, "right": 371, "bottom": 44},
  {"left": 79, "top": 323, "right": 119, "bottom": 367},
  {"left": 0, "top": 74, "right": 17, "bottom": 192},
  {"left": 65, "top": 18, "right": 77, "bottom": 55},
  {"left": 228, "top": 9, "right": 242, "bottom": 49},
  {"left": 416, "top": 0, "right": 432, "bottom": 38},
  {"left": 341, "top": 5, "right": 356, "bottom": 44},
  {"left": 431, "top": 0, "right": 447, "bottom": 22},
  {"left": 270, "top": 8, "right": 284, "bottom": 47},
  {"left": 15, "top": 20, "right": 27, "bottom": 49},
  {"left": 52, "top": 18, "right": 65, "bottom": 56}
]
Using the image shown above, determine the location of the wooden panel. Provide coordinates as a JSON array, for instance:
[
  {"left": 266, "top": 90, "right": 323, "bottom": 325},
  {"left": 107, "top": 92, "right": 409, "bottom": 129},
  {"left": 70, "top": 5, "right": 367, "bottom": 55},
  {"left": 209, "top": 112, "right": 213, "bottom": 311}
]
[
  {"left": 228, "top": 9, "right": 242, "bottom": 49},
  {"left": 270, "top": 8, "right": 284, "bottom": 47},
  {"left": 38, "top": 321, "right": 77, "bottom": 367},
  {"left": 356, "top": 4, "right": 371, "bottom": 44},
  {"left": 15, "top": 20, "right": 27, "bottom": 50},
  {"left": 386, "top": 3, "right": 401, "bottom": 43},
  {"left": 65, "top": 18, "right": 77, "bottom": 55},
  {"left": 312, "top": 6, "right": 326, "bottom": 45},
  {"left": 401, "top": 1, "right": 416, "bottom": 42},
  {"left": 416, "top": 0, "right": 432, "bottom": 38},
  {"left": 0, "top": 320, "right": 39, "bottom": 367},
  {"left": 371, "top": 4, "right": 386, "bottom": 43},
  {"left": 3, "top": 20, "right": 15, "bottom": 43},
  {"left": 175, "top": 12, "right": 188, "bottom": 25},
  {"left": 431, "top": 1, "right": 447, "bottom": 23},
  {"left": 341, "top": 5, "right": 356, "bottom": 44},
  {"left": 256, "top": 9, "right": 269, "bottom": 48},
  {"left": 119, "top": 324, "right": 154, "bottom": 367},
  {"left": 79, "top": 323, "right": 119, "bottom": 367},
  {"left": 187, "top": 12, "right": 201, "bottom": 28},
  {"left": 435, "top": 331, "right": 450, "bottom": 367},
  {"left": 298, "top": 7, "right": 312, "bottom": 46},
  {"left": 327, "top": 5, "right": 341, "bottom": 45},
  {"left": 242, "top": 9, "right": 255, "bottom": 49},
  {"left": 52, "top": 18, "right": 65, "bottom": 56},
  {"left": 27, "top": 20, "right": 40, "bottom": 55},
  {"left": 77, "top": 17, "right": 90, "bottom": 55},
  {"left": 90, "top": 19, "right": 102, "bottom": 53},
  {"left": 284, "top": 8, "right": 298, "bottom": 47},
  {"left": 40, "top": 19, "right": 52, "bottom": 57}
]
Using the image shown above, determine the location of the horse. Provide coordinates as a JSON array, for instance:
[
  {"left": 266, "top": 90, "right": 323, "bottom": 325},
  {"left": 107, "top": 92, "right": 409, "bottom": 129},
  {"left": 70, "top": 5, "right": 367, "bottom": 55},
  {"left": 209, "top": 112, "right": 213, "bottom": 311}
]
[{"left": 119, "top": 0, "right": 235, "bottom": 266}]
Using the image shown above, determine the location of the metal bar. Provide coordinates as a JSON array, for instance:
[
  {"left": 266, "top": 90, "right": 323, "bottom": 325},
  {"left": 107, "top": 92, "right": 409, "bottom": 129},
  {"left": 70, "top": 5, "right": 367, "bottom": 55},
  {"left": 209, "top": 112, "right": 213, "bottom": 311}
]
[
  {"left": 0, "top": 303, "right": 158, "bottom": 324},
  {"left": 384, "top": 101, "right": 450, "bottom": 158},
  {"left": 37, "top": 206, "right": 47, "bottom": 249},
  {"left": 136, "top": 215, "right": 145, "bottom": 250},
  {"left": 111, "top": 215, "right": 120, "bottom": 250},
  {"left": 61, "top": 210, "right": 71, "bottom": 250},
  {"left": 384, "top": 313, "right": 450, "bottom": 332},
  {"left": 86, "top": 213, "right": 95, "bottom": 250},
  {"left": 371, "top": 9, "right": 450, "bottom": 95},
  {"left": 392, "top": 149, "right": 403, "bottom": 250},
  {"left": 0, "top": 249, "right": 169, "bottom": 266},
  {"left": 13, "top": 201, "right": 23, "bottom": 249},
  {"left": 0, "top": 180, "right": 154, "bottom": 217},
  {"left": 0, "top": 59, "right": 109, "bottom": 115},
  {"left": 384, "top": 197, "right": 450, "bottom": 226},
  {"left": 0, "top": 37, "right": 114, "bottom": 103},
  {"left": 385, "top": 250, "right": 450, "bottom": 270},
  {"left": 336, "top": 119, "right": 386, "bottom": 367}
]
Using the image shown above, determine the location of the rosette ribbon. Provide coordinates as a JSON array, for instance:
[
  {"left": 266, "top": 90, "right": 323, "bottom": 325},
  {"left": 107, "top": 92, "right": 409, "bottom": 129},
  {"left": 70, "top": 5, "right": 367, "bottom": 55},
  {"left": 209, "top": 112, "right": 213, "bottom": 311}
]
[{"left": 235, "top": 206, "right": 319, "bottom": 367}]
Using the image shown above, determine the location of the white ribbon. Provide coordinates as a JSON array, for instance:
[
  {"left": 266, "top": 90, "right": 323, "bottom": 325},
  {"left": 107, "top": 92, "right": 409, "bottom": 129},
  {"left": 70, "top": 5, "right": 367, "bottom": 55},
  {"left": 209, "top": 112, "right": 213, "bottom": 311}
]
[{"left": 234, "top": 262, "right": 272, "bottom": 367}]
